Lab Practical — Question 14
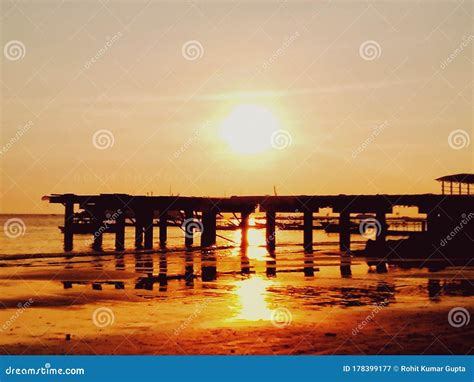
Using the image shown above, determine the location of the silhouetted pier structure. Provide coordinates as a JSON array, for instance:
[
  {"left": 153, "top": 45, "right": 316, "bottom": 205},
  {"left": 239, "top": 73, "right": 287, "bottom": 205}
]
[
  {"left": 436, "top": 173, "right": 474, "bottom": 195},
  {"left": 45, "top": 193, "right": 473, "bottom": 254}
]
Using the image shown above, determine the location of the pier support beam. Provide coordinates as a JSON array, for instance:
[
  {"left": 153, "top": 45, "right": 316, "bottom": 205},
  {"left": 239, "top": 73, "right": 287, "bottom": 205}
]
[
  {"left": 115, "top": 211, "right": 125, "bottom": 251},
  {"left": 339, "top": 211, "right": 350, "bottom": 253},
  {"left": 92, "top": 207, "right": 105, "bottom": 250},
  {"left": 201, "top": 211, "right": 217, "bottom": 248},
  {"left": 143, "top": 210, "right": 154, "bottom": 250},
  {"left": 303, "top": 211, "right": 313, "bottom": 254},
  {"left": 240, "top": 211, "right": 250, "bottom": 248},
  {"left": 266, "top": 210, "right": 276, "bottom": 252},
  {"left": 134, "top": 210, "right": 145, "bottom": 249},
  {"left": 64, "top": 200, "right": 74, "bottom": 251},
  {"left": 159, "top": 212, "right": 168, "bottom": 248},
  {"left": 184, "top": 209, "right": 194, "bottom": 248}
]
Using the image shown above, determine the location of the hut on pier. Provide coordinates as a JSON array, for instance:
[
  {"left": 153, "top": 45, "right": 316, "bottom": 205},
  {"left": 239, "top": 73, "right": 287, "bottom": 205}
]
[{"left": 436, "top": 173, "right": 474, "bottom": 195}]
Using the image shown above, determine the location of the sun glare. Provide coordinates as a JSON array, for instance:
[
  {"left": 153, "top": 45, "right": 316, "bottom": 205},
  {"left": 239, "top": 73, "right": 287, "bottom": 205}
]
[{"left": 220, "top": 104, "right": 280, "bottom": 154}]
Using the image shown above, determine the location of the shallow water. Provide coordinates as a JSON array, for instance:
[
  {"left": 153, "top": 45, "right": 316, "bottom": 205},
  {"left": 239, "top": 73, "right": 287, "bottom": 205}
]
[{"left": 0, "top": 214, "right": 472, "bottom": 354}]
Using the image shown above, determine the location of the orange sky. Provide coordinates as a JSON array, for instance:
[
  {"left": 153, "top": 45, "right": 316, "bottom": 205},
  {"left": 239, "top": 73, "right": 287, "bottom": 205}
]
[{"left": 1, "top": 0, "right": 473, "bottom": 213}]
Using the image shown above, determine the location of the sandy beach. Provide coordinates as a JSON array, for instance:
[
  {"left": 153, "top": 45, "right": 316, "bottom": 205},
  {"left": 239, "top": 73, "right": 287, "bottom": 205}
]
[{"left": 0, "top": 227, "right": 472, "bottom": 356}]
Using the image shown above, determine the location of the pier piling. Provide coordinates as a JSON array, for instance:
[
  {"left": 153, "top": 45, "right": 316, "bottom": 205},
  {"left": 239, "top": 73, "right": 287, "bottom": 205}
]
[
  {"left": 64, "top": 199, "right": 74, "bottom": 251},
  {"left": 159, "top": 211, "right": 168, "bottom": 248},
  {"left": 115, "top": 211, "right": 125, "bottom": 250},
  {"left": 303, "top": 210, "right": 313, "bottom": 253},
  {"left": 266, "top": 210, "right": 276, "bottom": 252},
  {"left": 339, "top": 211, "right": 351, "bottom": 253}
]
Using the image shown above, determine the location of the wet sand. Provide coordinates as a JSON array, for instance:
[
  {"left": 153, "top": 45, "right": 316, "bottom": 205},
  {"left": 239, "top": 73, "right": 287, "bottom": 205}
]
[{"left": 0, "top": 248, "right": 472, "bottom": 355}]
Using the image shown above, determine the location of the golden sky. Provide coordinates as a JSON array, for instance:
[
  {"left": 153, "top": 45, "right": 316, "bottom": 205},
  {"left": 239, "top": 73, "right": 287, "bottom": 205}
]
[{"left": 1, "top": 0, "right": 473, "bottom": 213}]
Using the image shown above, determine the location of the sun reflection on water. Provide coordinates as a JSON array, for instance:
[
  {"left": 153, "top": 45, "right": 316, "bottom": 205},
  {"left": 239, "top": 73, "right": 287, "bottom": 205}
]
[{"left": 233, "top": 276, "right": 274, "bottom": 322}]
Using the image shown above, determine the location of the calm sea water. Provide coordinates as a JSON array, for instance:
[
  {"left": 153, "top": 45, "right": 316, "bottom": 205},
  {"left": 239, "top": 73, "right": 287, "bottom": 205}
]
[{"left": 0, "top": 214, "right": 472, "bottom": 355}]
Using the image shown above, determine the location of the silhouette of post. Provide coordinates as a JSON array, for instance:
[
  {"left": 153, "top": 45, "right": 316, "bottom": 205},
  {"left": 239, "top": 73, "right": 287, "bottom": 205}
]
[
  {"left": 115, "top": 210, "right": 125, "bottom": 250},
  {"left": 143, "top": 209, "right": 154, "bottom": 249},
  {"left": 376, "top": 210, "right": 387, "bottom": 244},
  {"left": 134, "top": 209, "right": 144, "bottom": 249},
  {"left": 266, "top": 210, "right": 276, "bottom": 252},
  {"left": 339, "top": 210, "right": 350, "bottom": 252},
  {"left": 201, "top": 211, "right": 216, "bottom": 247},
  {"left": 64, "top": 198, "right": 74, "bottom": 251},
  {"left": 184, "top": 209, "right": 194, "bottom": 248},
  {"left": 240, "top": 210, "right": 250, "bottom": 248},
  {"left": 159, "top": 211, "right": 168, "bottom": 248},
  {"left": 303, "top": 210, "right": 313, "bottom": 253},
  {"left": 92, "top": 206, "right": 105, "bottom": 250}
]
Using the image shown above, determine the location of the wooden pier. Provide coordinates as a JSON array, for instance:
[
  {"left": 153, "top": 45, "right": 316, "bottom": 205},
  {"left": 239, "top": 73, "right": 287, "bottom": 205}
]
[{"left": 45, "top": 193, "right": 474, "bottom": 253}]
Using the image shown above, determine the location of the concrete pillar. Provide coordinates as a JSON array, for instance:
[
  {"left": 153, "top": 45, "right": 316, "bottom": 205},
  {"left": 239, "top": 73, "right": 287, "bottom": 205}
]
[
  {"left": 92, "top": 207, "right": 105, "bottom": 250},
  {"left": 159, "top": 211, "right": 168, "bottom": 248},
  {"left": 201, "top": 211, "right": 216, "bottom": 248},
  {"left": 184, "top": 209, "right": 194, "bottom": 248},
  {"left": 240, "top": 211, "right": 250, "bottom": 248},
  {"left": 64, "top": 200, "right": 74, "bottom": 251},
  {"left": 303, "top": 211, "right": 313, "bottom": 253},
  {"left": 134, "top": 210, "right": 144, "bottom": 249},
  {"left": 143, "top": 210, "right": 154, "bottom": 249},
  {"left": 115, "top": 210, "right": 125, "bottom": 251},
  {"left": 265, "top": 210, "right": 276, "bottom": 252}
]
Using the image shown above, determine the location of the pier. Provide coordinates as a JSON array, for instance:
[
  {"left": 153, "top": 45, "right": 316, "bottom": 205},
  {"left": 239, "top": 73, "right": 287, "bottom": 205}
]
[{"left": 45, "top": 193, "right": 474, "bottom": 254}]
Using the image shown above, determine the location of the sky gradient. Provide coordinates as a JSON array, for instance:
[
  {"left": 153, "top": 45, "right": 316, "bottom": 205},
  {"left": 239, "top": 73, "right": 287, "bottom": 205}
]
[{"left": 1, "top": 0, "right": 473, "bottom": 213}]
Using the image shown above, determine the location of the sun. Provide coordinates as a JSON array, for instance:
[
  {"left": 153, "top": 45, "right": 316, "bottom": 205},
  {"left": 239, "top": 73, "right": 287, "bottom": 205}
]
[{"left": 220, "top": 104, "right": 280, "bottom": 154}]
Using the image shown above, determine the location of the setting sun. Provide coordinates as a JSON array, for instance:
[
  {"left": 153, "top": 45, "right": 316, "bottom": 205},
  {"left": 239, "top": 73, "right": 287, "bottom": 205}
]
[{"left": 220, "top": 104, "right": 280, "bottom": 154}]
